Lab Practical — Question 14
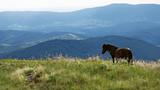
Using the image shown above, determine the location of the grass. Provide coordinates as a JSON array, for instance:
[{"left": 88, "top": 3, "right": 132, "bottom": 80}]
[{"left": 0, "top": 58, "right": 160, "bottom": 90}]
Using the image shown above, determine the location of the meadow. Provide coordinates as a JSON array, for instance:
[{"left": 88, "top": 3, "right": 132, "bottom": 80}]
[{"left": 0, "top": 57, "right": 160, "bottom": 90}]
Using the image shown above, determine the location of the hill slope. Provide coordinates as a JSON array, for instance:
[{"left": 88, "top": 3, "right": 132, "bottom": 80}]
[
  {"left": 2, "top": 36, "right": 160, "bottom": 60},
  {"left": 0, "top": 59, "right": 160, "bottom": 90}
]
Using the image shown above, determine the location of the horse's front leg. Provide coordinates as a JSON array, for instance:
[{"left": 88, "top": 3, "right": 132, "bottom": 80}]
[
  {"left": 113, "top": 59, "right": 115, "bottom": 63},
  {"left": 112, "top": 56, "right": 115, "bottom": 63},
  {"left": 127, "top": 59, "right": 132, "bottom": 65}
]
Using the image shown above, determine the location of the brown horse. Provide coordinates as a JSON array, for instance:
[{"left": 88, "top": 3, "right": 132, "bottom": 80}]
[{"left": 102, "top": 44, "right": 133, "bottom": 64}]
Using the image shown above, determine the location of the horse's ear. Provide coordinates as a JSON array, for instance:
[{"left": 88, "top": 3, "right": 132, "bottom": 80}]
[{"left": 102, "top": 44, "right": 106, "bottom": 47}]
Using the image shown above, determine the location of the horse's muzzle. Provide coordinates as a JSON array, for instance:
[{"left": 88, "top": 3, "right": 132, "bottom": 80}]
[{"left": 102, "top": 51, "right": 105, "bottom": 54}]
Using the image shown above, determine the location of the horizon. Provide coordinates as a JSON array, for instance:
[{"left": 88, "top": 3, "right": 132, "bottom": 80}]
[
  {"left": 0, "top": 0, "right": 160, "bottom": 12},
  {"left": 0, "top": 3, "right": 160, "bottom": 13}
]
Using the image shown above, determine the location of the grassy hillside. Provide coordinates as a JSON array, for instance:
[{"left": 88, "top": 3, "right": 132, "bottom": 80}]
[{"left": 0, "top": 58, "right": 160, "bottom": 90}]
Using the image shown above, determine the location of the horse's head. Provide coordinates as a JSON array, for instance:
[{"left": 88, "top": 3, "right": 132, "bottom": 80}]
[
  {"left": 102, "top": 44, "right": 109, "bottom": 54},
  {"left": 102, "top": 44, "right": 117, "bottom": 54}
]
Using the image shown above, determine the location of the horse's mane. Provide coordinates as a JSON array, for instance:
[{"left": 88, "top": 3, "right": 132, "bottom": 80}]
[{"left": 105, "top": 44, "right": 118, "bottom": 50}]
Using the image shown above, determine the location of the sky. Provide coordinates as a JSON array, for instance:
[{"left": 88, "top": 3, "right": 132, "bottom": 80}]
[{"left": 0, "top": 0, "right": 160, "bottom": 12}]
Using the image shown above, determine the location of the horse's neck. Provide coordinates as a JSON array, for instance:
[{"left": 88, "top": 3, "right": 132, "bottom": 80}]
[{"left": 109, "top": 47, "right": 118, "bottom": 56}]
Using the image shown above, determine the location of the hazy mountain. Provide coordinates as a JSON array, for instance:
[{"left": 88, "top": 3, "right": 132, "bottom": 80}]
[
  {"left": 0, "top": 4, "right": 160, "bottom": 31},
  {"left": 2, "top": 36, "right": 160, "bottom": 60},
  {"left": 0, "top": 4, "right": 160, "bottom": 45}
]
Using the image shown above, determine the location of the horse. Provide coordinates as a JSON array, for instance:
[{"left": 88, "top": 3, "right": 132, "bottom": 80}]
[{"left": 102, "top": 44, "right": 133, "bottom": 64}]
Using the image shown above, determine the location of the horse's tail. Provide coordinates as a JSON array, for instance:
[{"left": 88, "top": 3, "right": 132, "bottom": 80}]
[{"left": 128, "top": 49, "right": 134, "bottom": 64}]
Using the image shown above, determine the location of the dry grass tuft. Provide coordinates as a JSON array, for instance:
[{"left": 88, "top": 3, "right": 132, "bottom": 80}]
[
  {"left": 135, "top": 61, "right": 160, "bottom": 69},
  {"left": 11, "top": 65, "right": 49, "bottom": 83}
]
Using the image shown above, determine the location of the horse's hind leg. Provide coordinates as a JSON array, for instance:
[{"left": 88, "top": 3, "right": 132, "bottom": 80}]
[
  {"left": 127, "top": 59, "right": 131, "bottom": 65},
  {"left": 130, "top": 59, "right": 134, "bottom": 65},
  {"left": 128, "top": 59, "right": 134, "bottom": 65},
  {"left": 115, "top": 58, "right": 118, "bottom": 63}
]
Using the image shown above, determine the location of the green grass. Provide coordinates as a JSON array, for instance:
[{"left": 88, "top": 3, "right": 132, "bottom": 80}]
[{"left": 0, "top": 58, "right": 160, "bottom": 90}]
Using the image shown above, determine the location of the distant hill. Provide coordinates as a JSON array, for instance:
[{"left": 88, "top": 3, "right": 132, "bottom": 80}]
[
  {"left": 2, "top": 36, "right": 160, "bottom": 60},
  {"left": 0, "top": 4, "right": 160, "bottom": 46},
  {"left": 0, "top": 30, "right": 84, "bottom": 53}
]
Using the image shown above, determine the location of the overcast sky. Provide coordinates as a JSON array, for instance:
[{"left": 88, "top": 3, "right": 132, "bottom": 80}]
[{"left": 0, "top": 0, "right": 160, "bottom": 12}]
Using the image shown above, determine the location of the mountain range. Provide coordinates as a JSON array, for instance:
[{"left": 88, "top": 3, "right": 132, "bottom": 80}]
[
  {"left": 1, "top": 4, "right": 160, "bottom": 31},
  {"left": 0, "top": 4, "right": 160, "bottom": 45}
]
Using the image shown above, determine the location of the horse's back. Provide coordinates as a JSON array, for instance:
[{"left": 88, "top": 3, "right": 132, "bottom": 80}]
[{"left": 115, "top": 48, "right": 132, "bottom": 59}]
